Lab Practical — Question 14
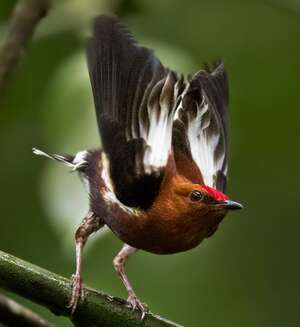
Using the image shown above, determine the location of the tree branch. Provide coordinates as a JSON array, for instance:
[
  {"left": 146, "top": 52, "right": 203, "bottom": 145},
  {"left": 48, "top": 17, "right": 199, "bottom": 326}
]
[
  {"left": 0, "top": 0, "right": 51, "bottom": 92},
  {"left": 0, "top": 293, "right": 57, "bottom": 327},
  {"left": 0, "top": 250, "right": 183, "bottom": 327}
]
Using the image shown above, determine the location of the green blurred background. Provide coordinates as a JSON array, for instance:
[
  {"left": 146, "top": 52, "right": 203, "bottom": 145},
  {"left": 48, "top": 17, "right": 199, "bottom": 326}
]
[{"left": 0, "top": 0, "right": 300, "bottom": 326}]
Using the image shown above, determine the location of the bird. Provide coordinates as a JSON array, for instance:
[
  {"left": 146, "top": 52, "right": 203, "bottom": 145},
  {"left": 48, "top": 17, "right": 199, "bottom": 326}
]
[{"left": 33, "top": 15, "right": 242, "bottom": 319}]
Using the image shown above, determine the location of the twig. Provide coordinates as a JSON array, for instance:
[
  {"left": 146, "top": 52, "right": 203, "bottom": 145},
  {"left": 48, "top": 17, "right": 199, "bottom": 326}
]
[
  {"left": 0, "top": 0, "right": 51, "bottom": 92},
  {"left": 0, "top": 293, "right": 57, "bottom": 327},
  {"left": 0, "top": 250, "right": 183, "bottom": 327}
]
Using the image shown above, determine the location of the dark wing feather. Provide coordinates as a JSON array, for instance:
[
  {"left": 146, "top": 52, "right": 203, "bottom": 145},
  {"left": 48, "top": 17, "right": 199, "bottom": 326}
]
[
  {"left": 86, "top": 16, "right": 178, "bottom": 209},
  {"left": 173, "top": 62, "right": 229, "bottom": 191}
]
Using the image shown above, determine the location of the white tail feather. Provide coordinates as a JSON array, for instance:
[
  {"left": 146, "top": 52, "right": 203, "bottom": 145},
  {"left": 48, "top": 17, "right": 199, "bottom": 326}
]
[
  {"left": 32, "top": 148, "right": 88, "bottom": 171},
  {"left": 32, "top": 147, "right": 74, "bottom": 168}
]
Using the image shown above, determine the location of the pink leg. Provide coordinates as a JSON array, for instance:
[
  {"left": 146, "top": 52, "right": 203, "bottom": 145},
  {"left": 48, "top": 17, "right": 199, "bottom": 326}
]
[
  {"left": 113, "top": 244, "right": 148, "bottom": 319},
  {"left": 68, "top": 212, "right": 103, "bottom": 314}
]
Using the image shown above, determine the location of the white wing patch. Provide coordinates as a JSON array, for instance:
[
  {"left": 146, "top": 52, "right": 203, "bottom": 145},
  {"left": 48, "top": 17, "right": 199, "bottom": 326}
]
[
  {"left": 143, "top": 87, "right": 176, "bottom": 173},
  {"left": 132, "top": 72, "right": 179, "bottom": 173},
  {"left": 181, "top": 92, "right": 226, "bottom": 188}
]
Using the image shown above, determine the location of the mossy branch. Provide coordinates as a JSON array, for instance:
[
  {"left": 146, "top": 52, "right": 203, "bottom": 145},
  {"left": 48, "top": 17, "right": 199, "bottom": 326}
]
[{"left": 0, "top": 250, "right": 183, "bottom": 327}]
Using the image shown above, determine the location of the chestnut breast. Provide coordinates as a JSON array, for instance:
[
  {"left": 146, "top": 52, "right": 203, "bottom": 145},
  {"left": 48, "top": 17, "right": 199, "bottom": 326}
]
[{"left": 98, "top": 165, "right": 226, "bottom": 254}]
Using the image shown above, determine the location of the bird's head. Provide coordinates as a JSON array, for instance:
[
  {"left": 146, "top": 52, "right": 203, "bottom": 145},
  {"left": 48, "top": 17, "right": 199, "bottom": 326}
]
[
  {"left": 187, "top": 184, "right": 243, "bottom": 212},
  {"left": 151, "top": 175, "right": 242, "bottom": 234},
  {"left": 173, "top": 179, "right": 241, "bottom": 213}
]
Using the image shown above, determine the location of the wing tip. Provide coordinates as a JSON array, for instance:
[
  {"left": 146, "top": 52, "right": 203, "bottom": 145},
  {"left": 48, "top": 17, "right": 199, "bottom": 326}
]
[
  {"left": 89, "top": 15, "right": 136, "bottom": 45},
  {"left": 91, "top": 14, "right": 119, "bottom": 32},
  {"left": 196, "top": 59, "right": 229, "bottom": 106},
  {"left": 202, "top": 59, "right": 227, "bottom": 77}
]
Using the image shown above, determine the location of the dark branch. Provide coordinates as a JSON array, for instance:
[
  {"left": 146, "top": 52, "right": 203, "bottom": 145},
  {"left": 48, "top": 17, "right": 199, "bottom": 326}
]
[
  {"left": 0, "top": 0, "right": 51, "bottom": 92},
  {"left": 0, "top": 293, "right": 57, "bottom": 327},
  {"left": 0, "top": 250, "right": 183, "bottom": 327}
]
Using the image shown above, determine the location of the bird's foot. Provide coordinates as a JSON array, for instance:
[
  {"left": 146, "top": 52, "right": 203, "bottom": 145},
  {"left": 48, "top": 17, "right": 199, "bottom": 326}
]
[
  {"left": 67, "top": 274, "right": 84, "bottom": 314},
  {"left": 126, "top": 294, "right": 148, "bottom": 320}
]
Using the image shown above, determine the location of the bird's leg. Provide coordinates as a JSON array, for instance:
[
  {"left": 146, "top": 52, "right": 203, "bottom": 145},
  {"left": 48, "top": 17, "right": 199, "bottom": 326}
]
[
  {"left": 113, "top": 244, "right": 148, "bottom": 319},
  {"left": 68, "top": 212, "right": 104, "bottom": 314}
]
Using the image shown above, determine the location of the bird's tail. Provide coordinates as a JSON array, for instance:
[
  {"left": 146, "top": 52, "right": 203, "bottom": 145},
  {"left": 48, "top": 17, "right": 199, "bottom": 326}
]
[{"left": 32, "top": 148, "right": 88, "bottom": 171}]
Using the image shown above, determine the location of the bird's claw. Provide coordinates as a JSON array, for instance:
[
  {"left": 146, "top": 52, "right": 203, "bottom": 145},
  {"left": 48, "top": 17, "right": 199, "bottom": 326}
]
[
  {"left": 126, "top": 294, "right": 148, "bottom": 320},
  {"left": 67, "top": 274, "right": 84, "bottom": 314}
]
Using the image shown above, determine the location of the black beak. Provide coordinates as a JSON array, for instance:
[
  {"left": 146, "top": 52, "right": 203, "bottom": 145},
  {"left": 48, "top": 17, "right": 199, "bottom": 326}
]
[{"left": 220, "top": 200, "right": 243, "bottom": 210}]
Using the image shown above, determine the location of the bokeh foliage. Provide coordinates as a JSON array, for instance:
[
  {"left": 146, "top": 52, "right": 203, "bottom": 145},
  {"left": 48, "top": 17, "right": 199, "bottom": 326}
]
[{"left": 0, "top": 0, "right": 300, "bottom": 326}]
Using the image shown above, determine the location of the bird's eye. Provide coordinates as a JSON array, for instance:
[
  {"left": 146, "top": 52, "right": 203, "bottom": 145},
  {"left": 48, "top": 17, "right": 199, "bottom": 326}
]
[{"left": 190, "top": 190, "right": 203, "bottom": 201}]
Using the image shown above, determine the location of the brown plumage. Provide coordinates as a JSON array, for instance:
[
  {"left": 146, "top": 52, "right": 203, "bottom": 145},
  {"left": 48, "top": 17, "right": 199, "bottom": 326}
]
[{"left": 33, "top": 15, "right": 243, "bottom": 319}]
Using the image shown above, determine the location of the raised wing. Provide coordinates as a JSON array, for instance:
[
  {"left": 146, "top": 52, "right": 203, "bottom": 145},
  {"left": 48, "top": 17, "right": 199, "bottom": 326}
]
[
  {"left": 173, "top": 62, "right": 229, "bottom": 191},
  {"left": 86, "top": 16, "right": 179, "bottom": 209}
]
